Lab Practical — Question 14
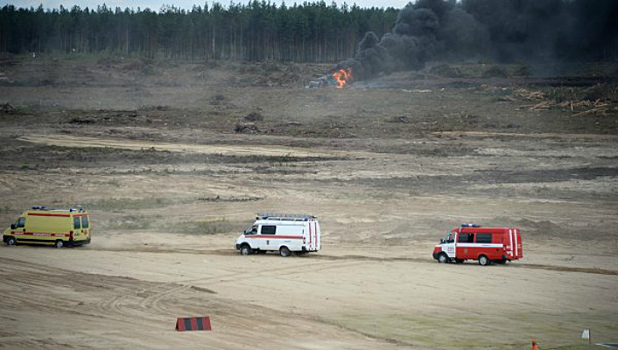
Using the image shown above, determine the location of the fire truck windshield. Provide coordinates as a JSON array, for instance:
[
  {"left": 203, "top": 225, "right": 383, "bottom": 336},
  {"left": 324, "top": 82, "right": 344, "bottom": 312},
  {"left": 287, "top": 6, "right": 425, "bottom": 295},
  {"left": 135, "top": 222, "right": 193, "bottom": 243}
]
[{"left": 442, "top": 233, "right": 455, "bottom": 243}]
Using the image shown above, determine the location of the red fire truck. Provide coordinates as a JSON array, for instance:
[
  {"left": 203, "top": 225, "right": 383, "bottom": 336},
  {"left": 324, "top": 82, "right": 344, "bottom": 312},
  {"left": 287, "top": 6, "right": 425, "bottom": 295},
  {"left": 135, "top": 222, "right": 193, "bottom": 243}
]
[{"left": 432, "top": 224, "right": 523, "bottom": 266}]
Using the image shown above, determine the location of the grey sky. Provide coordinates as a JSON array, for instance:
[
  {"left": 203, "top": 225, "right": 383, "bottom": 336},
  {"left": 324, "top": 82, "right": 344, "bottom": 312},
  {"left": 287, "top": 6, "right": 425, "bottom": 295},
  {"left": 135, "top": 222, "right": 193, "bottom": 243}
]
[{"left": 0, "top": 0, "right": 409, "bottom": 11}]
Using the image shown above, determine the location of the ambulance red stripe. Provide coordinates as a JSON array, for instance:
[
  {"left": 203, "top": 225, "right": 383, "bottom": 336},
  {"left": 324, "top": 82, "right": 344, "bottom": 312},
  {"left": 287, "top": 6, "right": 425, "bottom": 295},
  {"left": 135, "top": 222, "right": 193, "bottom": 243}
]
[
  {"left": 14, "top": 232, "right": 70, "bottom": 237},
  {"left": 250, "top": 235, "right": 304, "bottom": 239},
  {"left": 28, "top": 213, "right": 71, "bottom": 217}
]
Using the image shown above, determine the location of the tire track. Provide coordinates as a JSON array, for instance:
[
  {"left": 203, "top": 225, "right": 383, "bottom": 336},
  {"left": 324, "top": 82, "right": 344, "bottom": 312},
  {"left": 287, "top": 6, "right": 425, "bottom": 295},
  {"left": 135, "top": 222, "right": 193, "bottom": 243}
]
[{"left": 88, "top": 247, "right": 618, "bottom": 276}]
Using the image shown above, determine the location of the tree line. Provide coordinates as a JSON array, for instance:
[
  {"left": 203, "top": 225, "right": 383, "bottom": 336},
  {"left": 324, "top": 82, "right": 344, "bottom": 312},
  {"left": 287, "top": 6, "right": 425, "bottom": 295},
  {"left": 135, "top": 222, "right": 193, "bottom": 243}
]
[{"left": 0, "top": 2, "right": 398, "bottom": 62}]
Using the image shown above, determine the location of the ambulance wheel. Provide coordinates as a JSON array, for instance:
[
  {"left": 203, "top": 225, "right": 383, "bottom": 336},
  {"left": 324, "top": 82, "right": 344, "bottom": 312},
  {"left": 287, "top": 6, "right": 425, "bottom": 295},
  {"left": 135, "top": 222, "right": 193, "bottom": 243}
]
[
  {"left": 437, "top": 253, "right": 450, "bottom": 264},
  {"left": 478, "top": 255, "right": 490, "bottom": 266},
  {"left": 240, "top": 245, "right": 252, "bottom": 256},
  {"left": 279, "top": 246, "right": 291, "bottom": 257},
  {"left": 54, "top": 240, "right": 64, "bottom": 248},
  {"left": 6, "top": 236, "right": 16, "bottom": 246}
]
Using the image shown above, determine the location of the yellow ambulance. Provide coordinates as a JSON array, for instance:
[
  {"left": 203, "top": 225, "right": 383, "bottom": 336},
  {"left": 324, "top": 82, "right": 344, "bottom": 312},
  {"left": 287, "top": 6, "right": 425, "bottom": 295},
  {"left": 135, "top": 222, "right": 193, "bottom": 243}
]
[{"left": 3, "top": 206, "right": 91, "bottom": 248}]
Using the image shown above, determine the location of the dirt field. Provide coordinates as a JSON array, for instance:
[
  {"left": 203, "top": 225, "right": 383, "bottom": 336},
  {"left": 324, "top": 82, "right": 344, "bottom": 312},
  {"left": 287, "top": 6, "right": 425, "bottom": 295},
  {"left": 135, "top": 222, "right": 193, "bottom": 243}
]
[{"left": 0, "top": 56, "right": 617, "bottom": 349}]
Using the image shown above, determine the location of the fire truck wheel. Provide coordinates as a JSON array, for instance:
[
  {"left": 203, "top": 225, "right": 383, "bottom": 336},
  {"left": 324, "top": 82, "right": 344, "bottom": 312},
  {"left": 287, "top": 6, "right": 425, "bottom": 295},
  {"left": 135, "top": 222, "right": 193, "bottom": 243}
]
[
  {"left": 54, "top": 240, "right": 64, "bottom": 248},
  {"left": 240, "top": 245, "right": 252, "bottom": 256},
  {"left": 455, "top": 258, "right": 464, "bottom": 264},
  {"left": 437, "top": 253, "right": 450, "bottom": 264},
  {"left": 6, "top": 236, "right": 16, "bottom": 246},
  {"left": 478, "top": 255, "right": 490, "bottom": 266},
  {"left": 279, "top": 246, "right": 291, "bottom": 257}
]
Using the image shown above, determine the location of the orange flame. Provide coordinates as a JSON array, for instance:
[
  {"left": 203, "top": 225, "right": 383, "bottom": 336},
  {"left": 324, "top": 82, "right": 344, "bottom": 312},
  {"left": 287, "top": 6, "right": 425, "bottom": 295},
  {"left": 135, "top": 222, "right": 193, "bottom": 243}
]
[{"left": 332, "top": 68, "right": 353, "bottom": 88}]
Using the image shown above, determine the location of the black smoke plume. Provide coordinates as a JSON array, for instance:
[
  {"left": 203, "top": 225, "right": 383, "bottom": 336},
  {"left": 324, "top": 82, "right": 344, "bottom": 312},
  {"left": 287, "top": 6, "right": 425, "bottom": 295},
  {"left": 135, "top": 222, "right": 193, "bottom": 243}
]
[{"left": 335, "top": 0, "right": 618, "bottom": 80}]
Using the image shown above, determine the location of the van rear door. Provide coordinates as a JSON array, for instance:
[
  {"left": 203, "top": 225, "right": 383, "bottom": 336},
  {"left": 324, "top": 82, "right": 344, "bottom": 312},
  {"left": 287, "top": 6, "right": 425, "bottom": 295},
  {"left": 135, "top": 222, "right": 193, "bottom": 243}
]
[
  {"left": 81, "top": 215, "right": 91, "bottom": 240},
  {"left": 72, "top": 215, "right": 81, "bottom": 241},
  {"left": 72, "top": 214, "right": 90, "bottom": 242}
]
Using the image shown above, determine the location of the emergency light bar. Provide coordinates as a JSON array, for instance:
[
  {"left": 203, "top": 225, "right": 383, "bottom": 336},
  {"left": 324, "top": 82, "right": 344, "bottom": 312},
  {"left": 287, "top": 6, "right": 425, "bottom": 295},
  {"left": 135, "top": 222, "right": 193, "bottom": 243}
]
[
  {"left": 461, "top": 223, "right": 480, "bottom": 227},
  {"left": 257, "top": 212, "right": 316, "bottom": 221}
]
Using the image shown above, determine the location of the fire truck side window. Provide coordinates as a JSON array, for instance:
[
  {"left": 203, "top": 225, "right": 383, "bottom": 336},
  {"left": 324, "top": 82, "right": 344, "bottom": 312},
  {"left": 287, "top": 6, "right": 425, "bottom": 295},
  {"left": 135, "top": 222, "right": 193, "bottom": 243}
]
[
  {"left": 476, "top": 233, "right": 493, "bottom": 243},
  {"left": 459, "top": 233, "right": 474, "bottom": 243},
  {"left": 261, "top": 225, "right": 276, "bottom": 235}
]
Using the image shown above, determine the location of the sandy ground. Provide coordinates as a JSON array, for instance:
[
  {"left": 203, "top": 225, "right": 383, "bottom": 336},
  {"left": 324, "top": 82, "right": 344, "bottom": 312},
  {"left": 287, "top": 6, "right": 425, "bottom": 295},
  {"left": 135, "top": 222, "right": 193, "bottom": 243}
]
[{"left": 0, "top": 57, "right": 617, "bottom": 349}]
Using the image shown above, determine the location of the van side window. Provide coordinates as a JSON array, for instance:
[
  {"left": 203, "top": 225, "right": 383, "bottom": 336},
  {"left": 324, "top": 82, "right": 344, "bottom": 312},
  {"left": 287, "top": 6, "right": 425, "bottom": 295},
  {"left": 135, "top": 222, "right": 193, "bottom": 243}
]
[
  {"left": 81, "top": 216, "right": 89, "bottom": 229},
  {"left": 459, "top": 233, "right": 474, "bottom": 243},
  {"left": 476, "top": 233, "right": 493, "bottom": 243},
  {"left": 261, "top": 225, "right": 276, "bottom": 235},
  {"left": 16, "top": 217, "right": 26, "bottom": 228},
  {"left": 73, "top": 217, "right": 81, "bottom": 229}
]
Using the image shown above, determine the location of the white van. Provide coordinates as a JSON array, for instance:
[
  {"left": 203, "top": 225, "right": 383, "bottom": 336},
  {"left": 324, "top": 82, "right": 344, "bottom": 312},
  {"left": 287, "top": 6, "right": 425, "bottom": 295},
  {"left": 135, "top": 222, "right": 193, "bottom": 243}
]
[{"left": 235, "top": 213, "right": 321, "bottom": 257}]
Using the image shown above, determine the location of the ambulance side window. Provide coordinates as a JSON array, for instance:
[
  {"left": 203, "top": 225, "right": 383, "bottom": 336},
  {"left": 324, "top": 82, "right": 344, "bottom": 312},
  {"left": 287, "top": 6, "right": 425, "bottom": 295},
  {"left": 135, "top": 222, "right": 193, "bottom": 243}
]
[
  {"left": 73, "top": 217, "right": 81, "bottom": 229},
  {"left": 459, "top": 233, "right": 474, "bottom": 243},
  {"left": 476, "top": 233, "right": 492, "bottom": 243},
  {"left": 16, "top": 217, "right": 26, "bottom": 228},
  {"left": 261, "top": 225, "right": 276, "bottom": 235},
  {"left": 81, "top": 216, "right": 89, "bottom": 229}
]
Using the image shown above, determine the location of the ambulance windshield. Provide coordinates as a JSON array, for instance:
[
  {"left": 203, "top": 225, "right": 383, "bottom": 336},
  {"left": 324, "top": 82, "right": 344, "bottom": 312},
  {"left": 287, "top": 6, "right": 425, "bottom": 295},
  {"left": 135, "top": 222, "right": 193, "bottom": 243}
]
[{"left": 245, "top": 225, "right": 258, "bottom": 235}]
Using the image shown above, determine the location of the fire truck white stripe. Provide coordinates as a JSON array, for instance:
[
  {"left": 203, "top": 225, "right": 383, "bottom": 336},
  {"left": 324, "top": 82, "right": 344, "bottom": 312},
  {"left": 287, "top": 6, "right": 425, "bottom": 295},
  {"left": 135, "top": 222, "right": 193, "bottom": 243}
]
[
  {"left": 456, "top": 243, "right": 503, "bottom": 247},
  {"left": 509, "top": 229, "right": 513, "bottom": 257},
  {"left": 513, "top": 230, "right": 519, "bottom": 257}
]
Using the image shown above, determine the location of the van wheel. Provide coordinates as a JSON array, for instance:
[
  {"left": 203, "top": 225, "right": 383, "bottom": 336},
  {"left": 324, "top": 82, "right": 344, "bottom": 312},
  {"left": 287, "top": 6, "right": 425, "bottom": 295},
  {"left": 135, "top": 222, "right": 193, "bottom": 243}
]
[
  {"left": 478, "top": 255, "right": 489, "bottom": 266},
  {"left": 54, "top": 240, "right": 64, "bottom": 248},
  {"left": 437, "top": 253, "right": 450, "bottom": 264},
  {"left": 279, "top": 246, "right": 291, "bottom": 257},
  {"left": 6, "top": 236, "right": 16, "bottom": 246},
  {"left": 240, "top": 245, "right": 252, "bottom": 256}
]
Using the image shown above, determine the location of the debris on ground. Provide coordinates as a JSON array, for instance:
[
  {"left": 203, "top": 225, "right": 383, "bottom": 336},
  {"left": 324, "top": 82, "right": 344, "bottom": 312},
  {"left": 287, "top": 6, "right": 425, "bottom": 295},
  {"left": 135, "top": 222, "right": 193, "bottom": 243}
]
[
  {"left": 429, "top": 64, "right": 462, "bottom": 78},
  {"left": 244, "top": 112, "right": 264, "bottom": 122},
  {"left": 388, "top": 116, "right": 411, "bottom": 123},
  {"left": 482, "top": 65, "right": 509, "bottom": 78},
  {"left": 197, "top": 196, "right": 263, "bottom": 202},
  {"left": 514, "top": 88, "right": 545, "bottom": 100},
  {"left": 0, "top": 103, "right": 15, "bottom": 114},
  {"left": 401, "top": 89, "right": 432, "bottom": 93},
  {"left": 234, "top": 122, "right": 260, "bottom": 133},
  {"left": 518, "top": 98, "right": 610, "bottom": 114},
  {"left": 0, "top": 71, "right": 12, "bottom": 83},
  {"left": 496, "top": 86, "right": 615, "bottom": 116}
]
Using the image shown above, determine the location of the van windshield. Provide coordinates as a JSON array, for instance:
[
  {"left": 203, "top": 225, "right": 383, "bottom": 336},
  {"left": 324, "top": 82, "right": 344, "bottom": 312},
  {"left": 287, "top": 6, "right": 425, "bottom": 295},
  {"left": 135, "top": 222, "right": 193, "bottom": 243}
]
[
  {"left": 442, "top": 232, "right": 455, "bottom": 244},
  {"left": 245, "top": 225, "right": 258, "bottom": 235}
]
